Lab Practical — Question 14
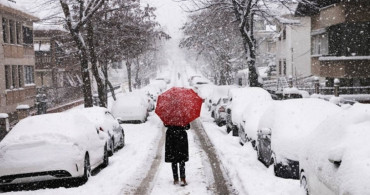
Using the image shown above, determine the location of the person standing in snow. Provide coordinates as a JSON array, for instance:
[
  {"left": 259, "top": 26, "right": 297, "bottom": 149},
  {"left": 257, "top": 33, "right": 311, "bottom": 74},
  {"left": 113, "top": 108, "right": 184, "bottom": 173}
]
[{"left": 165, "top": 123, "right": 190, "bottom": 186}]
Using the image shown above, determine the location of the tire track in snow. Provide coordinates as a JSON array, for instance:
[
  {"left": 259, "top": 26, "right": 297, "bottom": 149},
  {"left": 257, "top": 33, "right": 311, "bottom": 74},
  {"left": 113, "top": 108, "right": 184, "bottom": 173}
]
[
  {"left": 191, "top": 119, "right": 234, "bottom": 195},
  {"left": 123, "top": 126, "right": 166, "bottom": 195}
]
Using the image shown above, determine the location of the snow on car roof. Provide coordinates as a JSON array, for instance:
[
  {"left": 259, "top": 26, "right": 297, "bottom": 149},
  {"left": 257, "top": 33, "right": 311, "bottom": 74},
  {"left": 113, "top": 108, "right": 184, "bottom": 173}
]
[
  {"left": 258, "top": 98, "right": 341, "bottom": 161},
  {"left": 69, "top": 107, "right": 117, "bottom": 132},
  {"left": 211, "top": 85, "right": 237, "bottom": 102},
  {"left": 230, "top": 87, "right": 272, "bottom": 125},
  {"left": 1, "top": 112, "right": 98, "bottom": 145}
]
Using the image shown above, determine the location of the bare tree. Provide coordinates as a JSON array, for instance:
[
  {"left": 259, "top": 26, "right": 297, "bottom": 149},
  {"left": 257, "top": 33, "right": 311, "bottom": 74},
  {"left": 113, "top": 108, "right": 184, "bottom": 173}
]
[{"left": 59, "top": 0, "right": 106, "bottom": 107}]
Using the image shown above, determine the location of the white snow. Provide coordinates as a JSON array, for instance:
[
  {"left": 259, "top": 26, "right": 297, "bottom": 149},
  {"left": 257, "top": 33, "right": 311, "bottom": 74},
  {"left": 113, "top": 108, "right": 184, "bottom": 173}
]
[
  {"left": 0, "top": 113, "right": 9, "bottom": 118},
  {"left": 15, "top": 105, "right": 30, "bottom": 110}
]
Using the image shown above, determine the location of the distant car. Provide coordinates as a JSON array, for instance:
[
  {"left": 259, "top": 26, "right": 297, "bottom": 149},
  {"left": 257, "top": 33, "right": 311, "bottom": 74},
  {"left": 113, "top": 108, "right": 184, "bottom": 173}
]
[
  {"left": 209, "top": 85, "right": 237, "bottom": 126},
  {"left": 299, "top": 103, "right": 370, "bottom": 195},
  {"left": 274, "top": 87, "right": 309, "bottom": 100},
  {"left": 141, "top": 85, "right": 161, "bottom": 102},
  {"left": 188, "top": 75, "right": 201, "bottom": 86},
  {"left": 71, "top": 107, "right": 125, "bottom": 156},
  {"left": 195, "top": 83, "right": 215, "bottom": 104},
  {"left": 192, "top": 77, "right": 210, "bottom": 92},
  {"left": 155, "top": 77, "right": 170, "bottom": 84},
  {"left": 0, "top": 112, "right": 109, "bottom": 189},
  {"left": 150, "top": 80, "right": 167, "bottom": 92},
  {"left": 256, "top": 99, "right": 340, "bottom": 179},
  {"left": 111, "top": 93, "right": 149, "bottom": 123}
]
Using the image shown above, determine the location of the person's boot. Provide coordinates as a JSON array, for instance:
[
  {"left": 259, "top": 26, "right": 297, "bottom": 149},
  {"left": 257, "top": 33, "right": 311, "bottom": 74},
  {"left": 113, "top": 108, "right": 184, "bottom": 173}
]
[
  {"left": 173, "top": 178, "right": 179, "bottom": 185},
  {"left": 180, "top": 177, "right": 187, "bottom": 186}
]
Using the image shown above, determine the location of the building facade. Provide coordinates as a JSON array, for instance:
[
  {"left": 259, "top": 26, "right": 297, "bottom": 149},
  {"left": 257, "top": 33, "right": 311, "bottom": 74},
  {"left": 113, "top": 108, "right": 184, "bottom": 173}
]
[
  {"left": 275, "top": 15, "right": 311, "bottom": 79},
  {"left": 0, "top": 3, "right": 38, "bottom": 121},
  {"left": 34, "top": 29, "right": 83, "bottom": 108},
  {"left": 297, "top": 0, "right": 370, "bottom": 87}
]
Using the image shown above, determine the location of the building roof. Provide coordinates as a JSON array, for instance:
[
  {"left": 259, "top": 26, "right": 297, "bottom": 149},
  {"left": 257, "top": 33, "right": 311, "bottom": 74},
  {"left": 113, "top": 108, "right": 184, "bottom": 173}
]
[
  {"left": 6, "top": 0, "right": 64, "bottom": 31},
  {"left": 0, "top": 0, "right": 39, "bottom": 21}
]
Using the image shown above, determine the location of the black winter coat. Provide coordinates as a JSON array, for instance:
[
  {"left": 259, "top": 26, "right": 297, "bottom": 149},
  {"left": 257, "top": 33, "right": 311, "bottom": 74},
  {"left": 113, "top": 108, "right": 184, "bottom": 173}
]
[{"left": 165, "top": 124, "right": 190, "bottom": 163}]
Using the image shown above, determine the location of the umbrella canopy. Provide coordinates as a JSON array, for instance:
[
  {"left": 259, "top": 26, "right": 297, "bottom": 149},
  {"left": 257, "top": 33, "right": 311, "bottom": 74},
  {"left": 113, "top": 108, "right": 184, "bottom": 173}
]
[{"left": 155, "top": 87, "right": 203, "bottom": 126}]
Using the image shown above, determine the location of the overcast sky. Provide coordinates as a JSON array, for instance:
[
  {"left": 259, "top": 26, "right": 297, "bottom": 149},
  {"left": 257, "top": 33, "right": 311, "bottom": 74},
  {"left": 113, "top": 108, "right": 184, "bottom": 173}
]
[{"left": 142, "top": 0, "right": 187, "bottom": 39}]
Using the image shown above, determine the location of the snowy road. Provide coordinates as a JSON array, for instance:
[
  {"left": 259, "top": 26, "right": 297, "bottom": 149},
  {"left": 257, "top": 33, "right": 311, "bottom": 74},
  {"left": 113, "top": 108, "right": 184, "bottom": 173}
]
[{"left": 2, "top": 44, "right": 304, "bottom": 195}]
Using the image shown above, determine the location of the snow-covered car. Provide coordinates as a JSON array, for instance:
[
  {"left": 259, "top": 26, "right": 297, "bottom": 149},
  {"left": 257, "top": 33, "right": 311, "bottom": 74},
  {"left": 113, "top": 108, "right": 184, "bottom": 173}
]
[
  {"left": 209, "top": 85, "right": 237, "bottom": 126},
  {"left": 111, "top": 93, "right": 149, "bottom": 123},
  {"left": 150, "top": 80, "right": 167, "bottom": 92},
  {"left": 196, "top": 83, "right": 215, "bottom": 104},
  {"left": 188, "top": 75, "right": 201, "bottom": 86},
  {"left": 0, "top": 112, "right": 109, "bottom": 188},
  {"left": 71, "top": 107, "right": 125, "bottom": 156},
  {"left": 299, "top": 103, "right": 370, "bottom": 195},
  {"left": 225, "top": 87, "right": 272, "bottom": 136},
  {"left": 141, "top": 85, "right": 161, "bottom": 102},
  {"left": 192, "top": 77, "right": 210, "bottom": 91},
  {"left": 274, "top": 87, "right": 309, "bottom": 100},
  {"left": 256, "top": 99, "right": 341, "bottom": 179},
  {"left": 155, "top": 77, "right": 170, "bottom": 84},
  {"left": 239, "top": 99, "right": 273, "bottom": 147}
]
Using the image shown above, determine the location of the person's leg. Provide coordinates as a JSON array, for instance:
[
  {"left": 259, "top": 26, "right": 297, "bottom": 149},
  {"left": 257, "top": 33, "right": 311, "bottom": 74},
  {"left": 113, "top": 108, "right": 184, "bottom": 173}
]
[
  {"left": 179, "top": 162, "right": 187, "bottom": 186},
  {"left": 172, "top": 163, "right": 179, "bottom": 184},
  {"left": 179, "top": 162, "right": 185, "bottom": 178}
]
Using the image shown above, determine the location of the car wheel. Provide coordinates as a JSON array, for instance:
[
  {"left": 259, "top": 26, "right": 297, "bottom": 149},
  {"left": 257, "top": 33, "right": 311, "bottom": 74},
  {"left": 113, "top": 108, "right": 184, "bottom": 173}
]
[
  {"left": 108, "top": 139, "right": 114, "bottom": 156},
  {"left": 102, "top": 144, "right": 109, "bottom": 168},
  {"left": 226, "top": 125, "right": 231, "bottom": 134},
  {"left": 257, "top": 145, "right": 263, "bottom": 161},
  {"left": 119, "top": 132, "right": 125, "bottom": 148},
  {"left": 300, "top": 173, "right": 309, "bottom": 195},
  {"left": 232, "top": 125, "right": 238, "bottom": 137},
  {"left": 82, "top": 154, "right": 91, "bottom": 183}
]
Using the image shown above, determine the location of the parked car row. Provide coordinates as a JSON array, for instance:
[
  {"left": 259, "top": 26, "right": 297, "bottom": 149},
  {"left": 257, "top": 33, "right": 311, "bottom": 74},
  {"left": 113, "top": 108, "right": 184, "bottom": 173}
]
[
  {"left": 204, "top": 84, "right": 370, "bottom": 194},
  {"left": 0, "top": 107, "right": 125, "bottom": 190}
]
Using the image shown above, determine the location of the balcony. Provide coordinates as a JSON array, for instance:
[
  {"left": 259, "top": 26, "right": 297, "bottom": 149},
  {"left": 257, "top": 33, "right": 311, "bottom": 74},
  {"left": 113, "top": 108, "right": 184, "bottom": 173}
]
[{"left": 312, "top": 56, "right": 370, "bottom": 78}]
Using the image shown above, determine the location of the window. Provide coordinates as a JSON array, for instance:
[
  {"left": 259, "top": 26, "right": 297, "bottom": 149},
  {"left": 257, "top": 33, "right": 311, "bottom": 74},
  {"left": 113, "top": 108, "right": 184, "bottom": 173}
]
[
  {"left": 5, "top": 65, "right": 11, "bottom": 89},
  {"left": 18, "top": 65, "right": 23, "bottom": 87},
  {"left": 16, "top": 22, "right": 21, "bottom": 44},
  {"left": 11, "top": 65, "right": 17, "bottom": 88},
  {"left": 312, "top": 33, "right": 328, "bottom": 55},
  {"left": 22, "top": 26, "right": 33, "bottom": 45},
  {"left": 9, "top": 20, "right": 15, "bottom": 44},
  {"left": 24, "top": 66, "right": 34, "bottom": 84},
  {"left": 2, "top": 18, "right": 8, "bottom": 43},
  {"left": 283, "top": 60, "right": 287, "bottom": 76},
  {"left": 278, "top": 60, "right": 282, "bottom": 75}
]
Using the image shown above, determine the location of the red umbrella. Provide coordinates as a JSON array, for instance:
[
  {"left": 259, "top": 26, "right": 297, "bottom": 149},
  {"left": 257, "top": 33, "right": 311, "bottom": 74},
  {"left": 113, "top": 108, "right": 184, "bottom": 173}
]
[{"left": 155, "top": 87, "right": 203, "bottom": 126}]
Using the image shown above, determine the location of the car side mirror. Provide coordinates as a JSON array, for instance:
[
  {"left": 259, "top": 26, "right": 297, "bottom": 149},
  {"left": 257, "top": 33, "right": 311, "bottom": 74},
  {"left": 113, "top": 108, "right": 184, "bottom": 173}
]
[{"left": 328, "top": 158, "right": 342, "bottom": 167}]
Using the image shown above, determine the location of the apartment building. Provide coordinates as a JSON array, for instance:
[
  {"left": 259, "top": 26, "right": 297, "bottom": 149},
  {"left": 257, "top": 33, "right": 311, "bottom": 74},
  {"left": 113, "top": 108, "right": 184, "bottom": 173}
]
[
  {"left": 0, "top": 2, "right": 38, "bottom": 121},
  {"left": 296, "top": 0, "right": 370, "bottom": 87}
]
